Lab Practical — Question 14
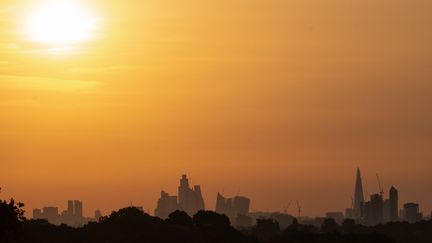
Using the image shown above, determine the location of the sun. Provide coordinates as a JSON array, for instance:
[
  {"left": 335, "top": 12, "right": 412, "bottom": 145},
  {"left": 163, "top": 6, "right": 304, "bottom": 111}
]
[{"left": 25, "top": 1, "right": 98, "bottom": 45}]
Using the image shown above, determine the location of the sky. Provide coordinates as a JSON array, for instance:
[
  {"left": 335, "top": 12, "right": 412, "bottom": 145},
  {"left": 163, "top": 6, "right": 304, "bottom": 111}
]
[{"left": 1, "top": 0, "right": 432, "bottom": 217}]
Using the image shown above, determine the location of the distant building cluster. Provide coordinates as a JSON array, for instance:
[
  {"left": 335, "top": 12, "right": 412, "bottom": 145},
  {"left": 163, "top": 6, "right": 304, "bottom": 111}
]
[
  {"left": 155, "top": 174, "right": 253, "bottom": 227},
  {"left": 338, "top": 168, "right": 425, "bottom": 225},
  {"left": 155, "top": 174, "right": 205, "bottom": 218},
  {"left": 33, "top": 200, "right": 102, "bottom": 227},
  {"left": 31, "top": 170, "right": 429, "bottom": 228},
  {"left": 215, "top": 193, "right": 251, "bottom": 227}
]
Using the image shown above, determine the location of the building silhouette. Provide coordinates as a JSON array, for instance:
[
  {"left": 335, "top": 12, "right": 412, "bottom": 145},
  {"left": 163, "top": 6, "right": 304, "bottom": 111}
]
[
  {"left": 364, "top": 193, "right": 384, "bottom": 225},
  {"left": 68, "top": 200, "right": 74, "bottom": 217},
  {"left": 215, "top": 193, "right": 251, "bottom": 226},
  {"left": 155, "top": 191, "right": 178, "bottom": 219},
  {"left": 155, "top": 174, "right": 205, "bottom": 218},
  {"left": 402, "top": 203, "right": 422, "bottom": 223},
  {"left": 33, "top": 200, "right": 94, "bottom": 227},
  {"left": 353, "top": 168, "right": 364, "bottom": 219},
  {"left": 389, "top": 186, "right": 399, "bottom": 222},
  {"left": 178, "top": 175, "right": 205, "bottom": 216}
]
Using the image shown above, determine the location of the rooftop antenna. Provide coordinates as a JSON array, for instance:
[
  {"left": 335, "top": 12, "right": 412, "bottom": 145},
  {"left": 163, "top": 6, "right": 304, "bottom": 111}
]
[{"left": 376, "top": 173, "right": 384, "bottom": 197}]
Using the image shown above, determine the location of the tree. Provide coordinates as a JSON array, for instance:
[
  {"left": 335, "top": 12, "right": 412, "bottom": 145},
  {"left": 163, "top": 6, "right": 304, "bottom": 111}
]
[
  {"left": 193, "top": 210, "right": 230, "bottom": 228},
  {"left": 0, "top": 198, "right": 26, "bottom": 243},
  {"left": 165, "top": 210, "right": 194, "bottom": 227},
  {"left": 321, "top": 218, "right": 339, "bottom": 233}
]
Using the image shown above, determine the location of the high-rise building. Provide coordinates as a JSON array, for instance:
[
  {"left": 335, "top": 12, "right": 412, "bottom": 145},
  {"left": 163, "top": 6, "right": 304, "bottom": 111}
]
[
  {"left": 383, "top": 199, "right": 390, "bottom": 222},
  {"left": 67, "top": 200, "right": 74, "bottom": 217},
  {"left": 177, "top": 174, "right": 205, "bottom": 216},
  {"left": 215, "top": 192, "right": 251, "bottom": 226},
  {"left": 364, "top": 193, "right": 383, "bottom": 225},
  {"left": 73, "top": 200, "right": 83, "bottom": 225},
  {"left": 43, "top": 207, "right": 60, "bottom": 225},
  {"left": 353, "top": 168, "right": 364, "bottom": 219},
  {"left": 216, "top": 193, "right": 229, "bottom": 215},
  {"left": 33, "top": 209, "right": 43, "bottom": 219},
  {"left": 233, "top": 196, "right": 250, "bottom": 215},
  {"left": 403, "top": 203, "right": 422, "bottom": 223},
  {"left": 155, "top": 190, "right": 178, "bottom": 219},
  {"left": 389, "top": 186, "right": 398, "bottom": 222}
]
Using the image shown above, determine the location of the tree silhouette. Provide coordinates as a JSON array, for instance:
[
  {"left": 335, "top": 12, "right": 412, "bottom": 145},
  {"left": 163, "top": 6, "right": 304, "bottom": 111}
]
[
  {"left": 321, "top": 218, "right": 339, "bottom": 233},
  {"left": 0, "top": 198, "right": 25, "bottom": 243},
  {"left": 165, "top": 210, "right": 193, "bottom": 227},
  {"left": 193, "top": 210, "right": 231, "bottom": 228}
]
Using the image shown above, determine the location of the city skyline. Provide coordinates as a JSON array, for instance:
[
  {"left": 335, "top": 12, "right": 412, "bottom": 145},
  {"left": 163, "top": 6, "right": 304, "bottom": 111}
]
[
  {"left": 12, "top": 169, "right": 429, "bottom": 223},
  {"left": 1, "top": 0, "right": 432, "bottom": 224}
]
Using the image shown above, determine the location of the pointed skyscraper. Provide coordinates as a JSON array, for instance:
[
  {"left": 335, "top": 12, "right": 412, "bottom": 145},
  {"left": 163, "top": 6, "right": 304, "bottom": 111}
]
[{"left": 353, "top": 168, "right": 364, "bottom": 219}]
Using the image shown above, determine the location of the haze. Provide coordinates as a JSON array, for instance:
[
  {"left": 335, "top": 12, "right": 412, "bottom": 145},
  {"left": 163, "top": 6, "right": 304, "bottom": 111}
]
[{"left": 1, "top": 0, "right": 431, "bottom": 217}]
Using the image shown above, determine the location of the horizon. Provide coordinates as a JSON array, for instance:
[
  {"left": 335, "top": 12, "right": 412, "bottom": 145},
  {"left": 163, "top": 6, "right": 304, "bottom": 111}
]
[
  {"left": 2, "top": 0, "right": 432, "bottom": 221},
  {"left": 1, "top": 168, "right": 430, "bottom": 218}
]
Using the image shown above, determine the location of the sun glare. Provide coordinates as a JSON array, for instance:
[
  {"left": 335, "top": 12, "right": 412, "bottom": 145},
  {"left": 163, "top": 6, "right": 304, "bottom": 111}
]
[{"left": 25, "top": 1, "right": 98, "bottom": 45}]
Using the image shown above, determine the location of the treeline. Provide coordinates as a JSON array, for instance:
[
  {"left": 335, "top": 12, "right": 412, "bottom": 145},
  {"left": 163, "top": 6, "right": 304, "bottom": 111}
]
[{"left": 2, "top": 199, "right": 432, "bottom": 243}]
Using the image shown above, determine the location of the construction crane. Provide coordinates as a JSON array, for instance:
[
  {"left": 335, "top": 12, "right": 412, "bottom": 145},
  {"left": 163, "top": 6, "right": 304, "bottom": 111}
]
[
  {"left": 376, "top": 173, "right": 384, "bottom": 197},
  {"left": 296, "top": 200, "right": 302, "bottom": 217},
  {"left": 283, "top": 201, "right": 292, "bottom": 213}
]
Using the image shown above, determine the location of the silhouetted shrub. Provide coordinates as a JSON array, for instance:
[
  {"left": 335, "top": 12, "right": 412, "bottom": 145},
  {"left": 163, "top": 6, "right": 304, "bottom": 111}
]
[
  {"left": 321, "top": 218, "right": 339, "bottom": 233},
  {"left": 165, "top": 210, "right": 193, "bottom": 227},
  {"left": 0, "top": 198, "right": 25, "bottom": 243}
]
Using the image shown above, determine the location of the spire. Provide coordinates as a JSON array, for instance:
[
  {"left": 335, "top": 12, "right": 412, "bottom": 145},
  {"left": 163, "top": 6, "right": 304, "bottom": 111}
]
[{"left": 353, "top": 168, "right": 364, "bottom": 219}]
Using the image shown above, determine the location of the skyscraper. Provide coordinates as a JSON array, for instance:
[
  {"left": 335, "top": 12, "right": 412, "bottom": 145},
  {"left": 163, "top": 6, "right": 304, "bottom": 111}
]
[
  {"left": 74, "top": 200, "right": 83, "bottom": 219},
  {"left": 177, "top": 174, "right": 205, "bottom": 216},
  {"left": 353, "top": 168, "right": 364, "bottom": 219},
  {"left": 67, "top": 200, "right": 74, "bottom": 217},
  {"left": 155, "top": 190, "right": 178, "bottom": 219},
  {"left": 216, "top": 193, "right": 229, "bottom": 215},
  {"left": 215, "top": 192, "right": 251, "bottom": 226},
  {"left": 233, "top": 196, "right": 250, "bottom": 215},
  {"left": 363, "top": 193, "right": 383, "bottom": 225},
  {"left": 389, "top": 186, "right": 399, "bottom": 222}
]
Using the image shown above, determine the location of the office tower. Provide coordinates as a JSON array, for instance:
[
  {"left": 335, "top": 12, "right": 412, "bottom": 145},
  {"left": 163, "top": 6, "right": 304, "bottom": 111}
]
[
  {"left": 43, "top": 207, "right": 60, "bottom": 225},
  {"left": 389, "top": 186, "right": 399, "bottom": 222},
  {"left": 403, "top": 203, "right": 422, "bottom": 223},
  {"left": 155, "top": 190, "right": 178, "bottom": 219},
  {"left": 67, "top": 200, "right": 74, "bottom": 216},
  {"left": 216, "top": 193, "right": 229, "bottom": 215},
  {"left": 74, "top": 200, "right": 83, "bottom": 219},
  {"left": 178, "top": 174, "right": 205, "bottom": 216},
  {"left": 383, "top": 199, "right": 390, "bottom": 222},
  {"left": 233, "top": 196, "right": 250, "bottom": 215},
  {"left": 194, "top": 185, "right": 205, "bottom": 212},
  {"left": 353, "top": 168, "right": 364, "bottom": 219},
  {"left": 33, "top": 209, "right": 43, "bottom": 219},
  {"left": 215, "top": 192, "right": 251, "bottom": 226},
  {"left": 364, "top": 194, "right": 383, "bottom": 225}
]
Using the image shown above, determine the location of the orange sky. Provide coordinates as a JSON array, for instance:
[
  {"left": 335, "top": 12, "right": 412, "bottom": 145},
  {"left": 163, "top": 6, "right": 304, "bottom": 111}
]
[{"left": 1, "top": 0, "right": 432, "bottom": 217}]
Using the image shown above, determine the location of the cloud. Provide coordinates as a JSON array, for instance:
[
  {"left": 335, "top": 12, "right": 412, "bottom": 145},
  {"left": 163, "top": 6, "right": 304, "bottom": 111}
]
[{"left": 0, "top": 75, "right": 102, "bottom": 92}]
